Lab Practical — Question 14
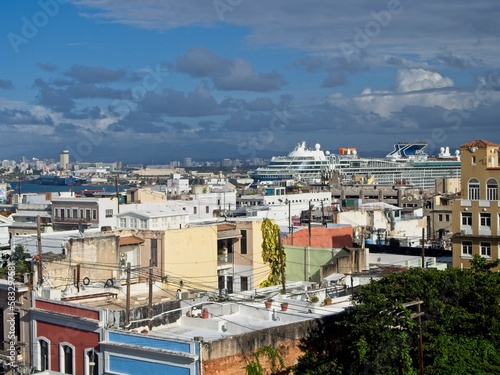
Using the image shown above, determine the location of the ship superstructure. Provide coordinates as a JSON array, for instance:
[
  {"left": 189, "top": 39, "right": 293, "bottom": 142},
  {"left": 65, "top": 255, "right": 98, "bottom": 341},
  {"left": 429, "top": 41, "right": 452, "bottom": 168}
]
[{"left": 249, "top": 141, "right": 461, "bottom": 189}]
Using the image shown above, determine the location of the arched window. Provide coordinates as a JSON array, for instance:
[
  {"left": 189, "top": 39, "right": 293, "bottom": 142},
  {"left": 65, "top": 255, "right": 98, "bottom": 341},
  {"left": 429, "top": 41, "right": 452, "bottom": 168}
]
[
  {"left": 38, "top": 338, "right": 49, "bottom": 371},
  {"left": 85, "top": 349, "right": 99, "bottom": 375},
  {"left": 468, "top": 178, "right": 480, "bottom": 200},
  {"left": 486, "top": 178, "right": 498, "bottom": 200},
  {"left": 60, "top": 343, "right": 74, "bottom": 374}
]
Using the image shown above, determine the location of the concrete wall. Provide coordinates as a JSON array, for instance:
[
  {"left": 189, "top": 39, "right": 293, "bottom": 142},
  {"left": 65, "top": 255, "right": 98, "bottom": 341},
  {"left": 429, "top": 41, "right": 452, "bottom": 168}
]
[{"left": 43, "top": 235, "right": 120, "bottom": 290}]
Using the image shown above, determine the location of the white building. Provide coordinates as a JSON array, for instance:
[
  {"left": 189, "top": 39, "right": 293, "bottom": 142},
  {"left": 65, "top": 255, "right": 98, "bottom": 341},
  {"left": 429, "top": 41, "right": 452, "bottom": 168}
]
[
  {"left": 237, "top": 187, "right": 331, "bottom": 227},
  {"left": 51, "top": 195, "right": 118, "bottom": 231},
  {"left": 116, "top": 210, "right": 189, "bottom": 230}
]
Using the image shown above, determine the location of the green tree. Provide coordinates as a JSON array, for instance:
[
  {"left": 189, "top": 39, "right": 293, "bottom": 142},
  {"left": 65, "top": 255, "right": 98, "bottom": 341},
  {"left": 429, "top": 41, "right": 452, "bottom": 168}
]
[
  {"left": 260, "top": 218, "right": 285, "bottom": 288},
  {"left": 294, "top": 268, "right": 500, "bottom": 374},
  {"left": 469, "top": 253, "right": 500, "bottom": 272},
  {"left": 0, "top": 245, "right": 31, "bottom": 280}
]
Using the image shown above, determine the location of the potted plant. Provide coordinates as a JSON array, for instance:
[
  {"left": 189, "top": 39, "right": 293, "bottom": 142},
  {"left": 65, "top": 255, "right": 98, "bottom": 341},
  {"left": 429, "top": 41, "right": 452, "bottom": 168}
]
[
  {"left": 310, "top": 295, "right": 319, "bottom": 304},
  {"left": 324, "top": 296, "right": 332, "bottom": 306},
  {"left": 265, "top": 298, "right": 273, "bottom": 309},
  {"left": 280, "top": 302, "right": 289, "bottom": 311}
]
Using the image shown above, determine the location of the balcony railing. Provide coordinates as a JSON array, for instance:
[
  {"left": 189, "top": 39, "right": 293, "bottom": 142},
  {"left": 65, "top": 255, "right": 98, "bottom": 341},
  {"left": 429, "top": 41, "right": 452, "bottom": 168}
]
[
  {"left": 53, "top": 217, "right": 92, "bottom": 223},
  {"left": 217, "top": 253, "right": 233, "bottom": 266}
]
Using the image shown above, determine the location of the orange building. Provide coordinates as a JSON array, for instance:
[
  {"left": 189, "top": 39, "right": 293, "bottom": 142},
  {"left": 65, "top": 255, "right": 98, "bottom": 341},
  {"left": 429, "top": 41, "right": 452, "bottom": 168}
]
[{"left": 282, "top": 225, "right": 353, "bottom": 248}]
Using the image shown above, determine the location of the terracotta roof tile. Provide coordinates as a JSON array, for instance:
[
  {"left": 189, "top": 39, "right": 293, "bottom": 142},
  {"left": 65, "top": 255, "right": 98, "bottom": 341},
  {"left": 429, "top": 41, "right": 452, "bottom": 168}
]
[{"left": 461, "top": 139, "right": 499, "bottom": 148}]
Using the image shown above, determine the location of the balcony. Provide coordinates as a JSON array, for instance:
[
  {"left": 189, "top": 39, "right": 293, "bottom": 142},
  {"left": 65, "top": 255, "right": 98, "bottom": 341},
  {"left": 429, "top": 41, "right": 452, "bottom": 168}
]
[
  {"left": 217, "top": 253, "right": 233, "bottom": 269},
  {"left": 53, "top": 216, "right": 92, "bottom": 223}
]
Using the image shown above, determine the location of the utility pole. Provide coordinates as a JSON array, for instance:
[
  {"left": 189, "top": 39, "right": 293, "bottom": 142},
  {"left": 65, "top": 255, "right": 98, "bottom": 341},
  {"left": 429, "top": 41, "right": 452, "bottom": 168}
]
[
  {"left": 308, "top": 200, "right": 312, "bottom": 247},
  {"left": 115, "top": 175, "right": 120, "bottom": 214},
  {"left": 76, "top": 264, "right": 80, "bottom": 293},
  {"left": 36, "top": 216, "right": 43, "bottom": 286},
  {"left": 421, "top": 228, "right": 425, "bottom": 268},
  {"left": 125, "top": 262, "right": 131, "bottom": 326},
  {"left": 148, "top": 259, "right": 153, "bottom": 330},
  {"left": 403, "top": 300, "right": 425, "bottom": 375}
]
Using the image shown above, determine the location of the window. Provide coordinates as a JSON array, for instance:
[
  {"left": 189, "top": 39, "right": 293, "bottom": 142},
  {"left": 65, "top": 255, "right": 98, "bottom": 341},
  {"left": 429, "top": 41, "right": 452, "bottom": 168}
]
[
  {"left": 105, "top": 209, "right": 113, "bottom": 218},
  {"left": 66, "top": 209, "right": 70, "bottom": 218},
  {"left": 85, "top": 349, "right": 99, "bottom": 375},
  {"left": 39, "top": 339, "right": 49, "bottom": 371},
  {"left": 130, "top": 218, "right": 137, "bottom": 228},
  {"left": 73, "top": 209, "right": 78, "bottom": 218},
  {"left": 119, "top": 218, "right": 126, "bottom": 227},
  {"left": 462, "top": 241, "right": 473, "bottom": 256},
  {"left": 86, "top": 210, "right": 91, "bottom": 220},
  {"left": 241, "top": 276, "right": 248, "bottom": 291},
  {"left": 54, "top": 208, "right": 58, "bottom": 218},
  {"left": 92, "top": 210, "right": 97, "bottom": 220},
  {"left": 140, "top": 219, "right": 147, "bottom": 229},
  {"left": 240, "top": 230, "right": 248, "bottom": 254},
  {"left": 480, "top": 242, "right": 491, "bottom": 257},
  {"left": 487, "top": 178, "right": 498, "bottom": 200},
  {"left": 206, "top": 206, "right": 209, "bottom": 214},
  {"left": 472, "top": 156, "right": 476, "bottom": 165},
  {"left": 150, "top": 239, "right": 157, "bottom": 267},
  {"left": 60, "top": 209, "right": 65, "bottom": 219},
  {"left": 445, "top": 214, "right": 450, "bottom": 222},
  {"left": 468, "top": 178, "right": 480, "bottom": 200},
  {"left": 438, "top": 214, "right": 443, "bottom": 222},
  {"left": 194, "top": 207, "right": 197, "bottom": 215},
  {"left": 480, "top": 213, "right": 491, "bottom": 228},
  {"left": 60, "top": 344, "right": 74, "bottom": 374},
  {"left": 461, "top": 212, "right": 472, "bottom": 226},
  {"left": 80, "top": 209, "right": 84, "bottom": 218}
]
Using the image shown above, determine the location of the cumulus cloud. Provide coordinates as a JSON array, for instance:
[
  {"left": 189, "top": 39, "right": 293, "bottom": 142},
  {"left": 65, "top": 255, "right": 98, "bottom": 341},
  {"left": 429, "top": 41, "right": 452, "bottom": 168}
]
[
  {"left": 395, "top": 69, "right": 454, "bottom": 93},
  {"left": 175, "top": 46, "right": 286, "bottom": 92}
]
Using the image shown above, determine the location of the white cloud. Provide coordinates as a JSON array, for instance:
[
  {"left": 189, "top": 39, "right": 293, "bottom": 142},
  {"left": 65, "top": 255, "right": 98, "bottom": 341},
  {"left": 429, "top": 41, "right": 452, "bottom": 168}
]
[{"left": 395, "top": 69, "right": 454, "bottom": 93}]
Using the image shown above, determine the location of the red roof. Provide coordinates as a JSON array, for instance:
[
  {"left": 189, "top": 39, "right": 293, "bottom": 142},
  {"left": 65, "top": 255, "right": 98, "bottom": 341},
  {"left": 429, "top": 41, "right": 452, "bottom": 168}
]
[{"left": 461, "top": 139, "right": 499, "bottom": 148}]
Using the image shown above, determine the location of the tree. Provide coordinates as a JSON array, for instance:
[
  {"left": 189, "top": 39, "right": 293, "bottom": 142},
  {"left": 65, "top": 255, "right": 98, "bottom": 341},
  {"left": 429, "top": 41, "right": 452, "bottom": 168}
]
[
  {"left": 0, "top": 245, "right": 30, "bottom": 280},
  {"left": 260, "top": 218, "right": 285, "bottom": 288},
  {"left": 469, "top": 253, "right": 500, "bottom": 272},
  {"left": 294, "top": 268, "right": 500, "bottom": 374}
]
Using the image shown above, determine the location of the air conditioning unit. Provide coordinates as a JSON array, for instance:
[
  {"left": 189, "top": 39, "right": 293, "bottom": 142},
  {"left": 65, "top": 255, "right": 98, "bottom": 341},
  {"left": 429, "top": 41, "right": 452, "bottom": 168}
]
[{"left": 180, "top": 291, "right": 190, "bottom": 300}]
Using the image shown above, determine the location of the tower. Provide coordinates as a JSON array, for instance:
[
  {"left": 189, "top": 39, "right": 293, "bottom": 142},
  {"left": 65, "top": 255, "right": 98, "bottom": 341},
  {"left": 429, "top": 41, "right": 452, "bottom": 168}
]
[{"left": 60, "top": 150, "right": 69, "bottom": 170}]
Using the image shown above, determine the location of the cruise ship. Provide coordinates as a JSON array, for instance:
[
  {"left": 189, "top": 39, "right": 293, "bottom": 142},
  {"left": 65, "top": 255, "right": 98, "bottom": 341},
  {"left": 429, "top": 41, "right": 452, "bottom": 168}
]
[{"left": 248, "top": 141, "right": 461, "bottom": 189}]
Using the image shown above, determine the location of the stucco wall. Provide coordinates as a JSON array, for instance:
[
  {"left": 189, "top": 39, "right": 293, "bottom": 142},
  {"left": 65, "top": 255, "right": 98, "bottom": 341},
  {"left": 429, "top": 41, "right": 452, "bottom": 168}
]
[
  {"left": 44, "top": 235, "right": 120, "bottom": 290},
  {"left": 162, "top": 226, "right": 218, "bottom": 292},
  {"left": 282, "top": 226, "right": 353, "bottom": 248}
]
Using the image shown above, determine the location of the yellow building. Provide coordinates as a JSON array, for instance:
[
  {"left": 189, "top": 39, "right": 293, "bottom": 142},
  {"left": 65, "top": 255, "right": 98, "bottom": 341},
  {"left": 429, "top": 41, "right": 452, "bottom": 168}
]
[
  {"left": 452, "top": 140, "right": 500, "bottom": 269},
  {"left": 160, "top": 219, "right": 268, "bottom": 295}
]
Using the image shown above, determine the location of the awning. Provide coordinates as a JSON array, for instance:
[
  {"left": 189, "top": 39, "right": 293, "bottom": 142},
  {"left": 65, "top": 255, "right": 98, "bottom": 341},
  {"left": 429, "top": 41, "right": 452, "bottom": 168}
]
[
  {"left": 119, "top": 235, "right": 145, "bottom": 246},
  {"left": 217, "top": 229, "right": 242, "bottom": 240}
]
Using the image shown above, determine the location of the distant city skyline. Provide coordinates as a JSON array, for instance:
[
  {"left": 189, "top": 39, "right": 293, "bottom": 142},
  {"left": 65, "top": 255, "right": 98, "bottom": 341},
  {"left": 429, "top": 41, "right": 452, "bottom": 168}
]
[{"left": 1, "top": 1, "right": 499, "bottom": 163}]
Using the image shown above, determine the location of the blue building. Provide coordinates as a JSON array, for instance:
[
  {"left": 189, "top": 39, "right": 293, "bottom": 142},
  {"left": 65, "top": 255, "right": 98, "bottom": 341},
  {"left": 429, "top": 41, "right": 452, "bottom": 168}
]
[{"left": 100, "top": 330, "right": 200, "bottom": 375}]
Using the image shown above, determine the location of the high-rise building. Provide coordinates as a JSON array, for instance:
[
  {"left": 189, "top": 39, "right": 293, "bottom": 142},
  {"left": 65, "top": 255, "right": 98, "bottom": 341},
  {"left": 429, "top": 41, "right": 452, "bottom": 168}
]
[
  {"left": 183, "top": 157, "right": 192, "bottom": 167},
  {"left": 60, "top": 150, "right": 69, "bottom": 170}
]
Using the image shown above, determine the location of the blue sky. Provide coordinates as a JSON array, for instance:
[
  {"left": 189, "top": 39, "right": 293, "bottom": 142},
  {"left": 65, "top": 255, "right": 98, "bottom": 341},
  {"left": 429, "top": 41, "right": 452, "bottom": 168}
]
[{"left": 1, "top": 0, "right": 499, "bottom": 163}]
